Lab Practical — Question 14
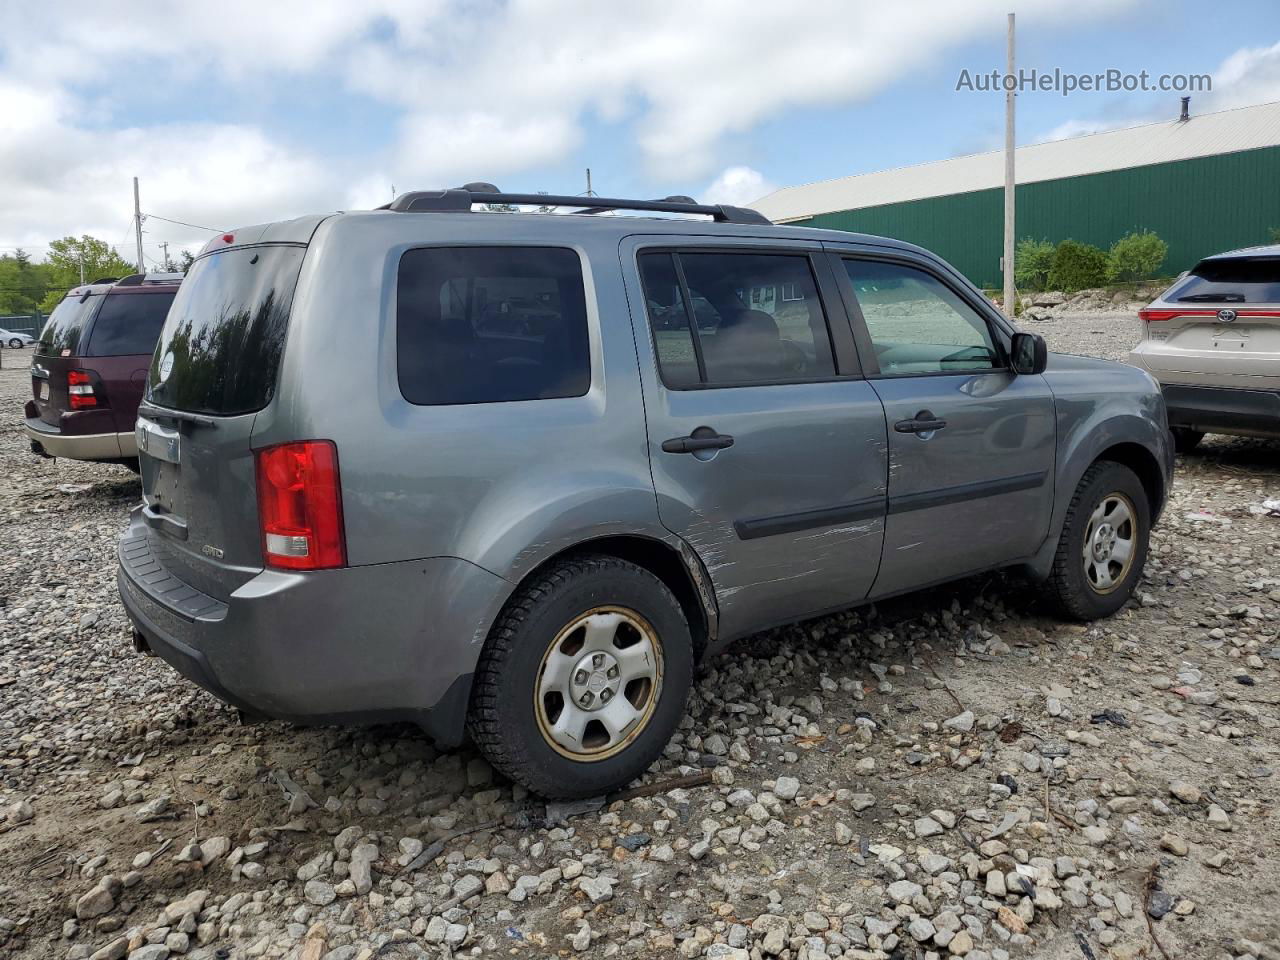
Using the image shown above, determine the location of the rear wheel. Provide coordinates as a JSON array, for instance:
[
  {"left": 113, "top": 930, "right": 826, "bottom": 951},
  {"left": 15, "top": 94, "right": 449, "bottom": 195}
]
[
  {"left": 468, "top": 554, "right": 693, "bottom": 799},
  {"left": 1170, "top": 427, "right": 1203, "bottom": 454},
  {"left": 1047, "top": 461, "right": 1150, "bottom": 620}
]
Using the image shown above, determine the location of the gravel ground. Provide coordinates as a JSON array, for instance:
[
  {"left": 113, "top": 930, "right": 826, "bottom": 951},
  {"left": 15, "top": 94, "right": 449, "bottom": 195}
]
[{"left": 1, "top": 321, "right": 1278, "bottom": 960}]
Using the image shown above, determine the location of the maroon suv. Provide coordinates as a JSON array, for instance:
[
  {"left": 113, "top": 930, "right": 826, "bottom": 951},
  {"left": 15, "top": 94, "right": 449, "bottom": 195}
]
[{"left": 25, "top": 273, "right": 181, "bottom": 467}]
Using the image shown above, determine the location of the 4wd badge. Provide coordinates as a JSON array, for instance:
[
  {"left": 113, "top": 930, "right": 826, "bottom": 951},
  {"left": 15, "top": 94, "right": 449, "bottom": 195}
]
[{"left": 158, "top": 351, "right": 175, "bottom": 382}]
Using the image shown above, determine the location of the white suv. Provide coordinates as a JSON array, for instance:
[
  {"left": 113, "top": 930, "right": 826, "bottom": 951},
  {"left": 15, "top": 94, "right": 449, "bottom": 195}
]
[{"left": 1131, "top": 246, "right": 1280, "bottom": 452}]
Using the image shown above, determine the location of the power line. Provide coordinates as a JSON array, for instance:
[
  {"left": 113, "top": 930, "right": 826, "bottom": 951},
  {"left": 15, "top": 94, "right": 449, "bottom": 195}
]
[{"left": 143, "top": 213, "right": 224, "bottom": 233}]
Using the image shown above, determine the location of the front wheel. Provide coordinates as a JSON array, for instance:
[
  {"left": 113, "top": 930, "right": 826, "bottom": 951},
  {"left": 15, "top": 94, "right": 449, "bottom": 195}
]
[
  {"left": 1047, "top": 461, "right": 1150, "bottom": 620},
  {"left": 468, "top": 554, "right": 694, "bottom": 799},
  {"left": 7, "top": 338, "right": 22, "bottom": 349}
]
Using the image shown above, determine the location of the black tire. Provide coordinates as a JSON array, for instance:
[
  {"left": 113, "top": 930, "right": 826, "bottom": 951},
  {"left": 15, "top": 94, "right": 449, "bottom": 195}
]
[
  {"left": 468, "top": 554, "right": 693, "bottom": 799},
  {"left": 1170, "top": 427, "right": 1203, "bottom": 454},
  {"left": 7, "top": 338, "right": 21, "bottom": 349},
  {"left": 1047, "top": 461, "right": 1150, "bottom": 621}
]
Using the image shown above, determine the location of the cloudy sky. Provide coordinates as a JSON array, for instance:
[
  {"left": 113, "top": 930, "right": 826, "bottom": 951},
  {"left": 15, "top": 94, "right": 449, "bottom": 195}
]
[{"left": 2, "top": 0, "right": 1278, "bottom": 263}]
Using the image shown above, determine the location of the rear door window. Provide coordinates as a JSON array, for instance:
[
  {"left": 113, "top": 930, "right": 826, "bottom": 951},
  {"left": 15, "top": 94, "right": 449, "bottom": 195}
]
[
  {"left": 397, "top": 246, "right": 591, "bottom": 405},
  {"left": 149, "top": 245, "right": 305, "bottom": 415},
  {"left": 37, "top": 294, "right": 100, "bottom": 356},
  {"left": 85, "top": 291, "right": 176, "bottom": 356},
  {"left": 1168, "top": 258, "right": 1280, "bottom": 303},
  {"left": 637, "top": 250, "right": 836, "bottom": 387}
]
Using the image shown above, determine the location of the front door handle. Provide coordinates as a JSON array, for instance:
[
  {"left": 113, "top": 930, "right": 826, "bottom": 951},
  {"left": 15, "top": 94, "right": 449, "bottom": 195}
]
[
  {"left": 662, "top": 432, "right": 735, "bottom": 454},
  {"left": 894, "top": 410, "right": 948, "bottom": 434}
]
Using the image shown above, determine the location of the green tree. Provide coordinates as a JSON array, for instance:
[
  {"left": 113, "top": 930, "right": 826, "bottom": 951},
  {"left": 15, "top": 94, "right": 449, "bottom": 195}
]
[
  {"left": 0, "top": 250, "right": 56, "bottom": 315},
  {"left": 1269, "top": 226, "right": 1280, "bottom": 243},
  {"left": 1106, "top": 230, "right": 1167, "bottom": 282},
  {"left": 38, "top": 235, "right": 136, "bottom": 311},
  {"left": 1047, "top": 240, "right": 1109, "bottom": 293},
  {"left": 178, "top": 250, "right": 196, "bottom": 273},
  {"left": 1014, "top": 238, "right": 1056, "bottom": 292}
]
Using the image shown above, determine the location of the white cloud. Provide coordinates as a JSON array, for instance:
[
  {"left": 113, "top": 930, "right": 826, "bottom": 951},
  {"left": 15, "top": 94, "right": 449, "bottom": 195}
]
[
  {"left": 1038, "top": 41, "right": 1280, "bottom": 143},
  {"left": 0, "top": 79, "right": 336, "bottom": 256},
  {"left": 0, "top": 0, "right": 1143, "bottom": 249},
  {"left": 703, "top": 167, "right": 776, "bottom": 208}
]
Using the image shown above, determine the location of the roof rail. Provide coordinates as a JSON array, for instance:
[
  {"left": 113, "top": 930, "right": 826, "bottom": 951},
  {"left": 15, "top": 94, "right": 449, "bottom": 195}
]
[
  {"left": 378, "top": 185, "right": 771, "bottom": 225},
  {"left": 88, "top": 277, "right": 121, "bottom": 285},
  {"left": 115, "top": 272, "right": 183, "bottom": 286}
]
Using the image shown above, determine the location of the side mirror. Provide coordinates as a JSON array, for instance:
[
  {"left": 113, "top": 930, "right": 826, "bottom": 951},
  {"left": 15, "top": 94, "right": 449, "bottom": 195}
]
[{"left": 1010, "top": 331, "right": 1048, "bottom": 375}]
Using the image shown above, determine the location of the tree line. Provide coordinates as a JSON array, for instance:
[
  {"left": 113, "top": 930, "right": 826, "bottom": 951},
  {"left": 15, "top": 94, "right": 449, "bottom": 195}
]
[{"left": 0, "top": 236, "right": 194, "bottom": 317}]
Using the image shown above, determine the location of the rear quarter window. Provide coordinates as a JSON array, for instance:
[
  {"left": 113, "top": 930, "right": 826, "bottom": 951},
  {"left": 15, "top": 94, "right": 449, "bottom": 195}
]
[
  {"left": 396, "top": 246, "right": 591, "bottom": 405},
  {"left": 85, "top": 291, "right": 176, "bottom": 356}
]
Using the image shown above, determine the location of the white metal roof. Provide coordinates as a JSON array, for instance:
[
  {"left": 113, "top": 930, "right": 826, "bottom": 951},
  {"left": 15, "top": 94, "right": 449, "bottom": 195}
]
[{"left": 753, "top": 100, "right": 1280, "bottom": 223}]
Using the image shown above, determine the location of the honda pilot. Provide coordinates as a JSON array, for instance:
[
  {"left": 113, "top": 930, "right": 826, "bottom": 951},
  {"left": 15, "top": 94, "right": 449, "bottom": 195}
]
[{"left": 118, "top": 186, "right": 1172, "bottom": 798}]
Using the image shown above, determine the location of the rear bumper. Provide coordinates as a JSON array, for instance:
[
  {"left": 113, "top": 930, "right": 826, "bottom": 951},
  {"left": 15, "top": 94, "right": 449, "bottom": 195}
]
[
  {"left": 24, "top": 416, "right": 137, "bottom": 460},
  {"left": 116, "top": 510, "right": 512, "bottom": 746},
  {"left": 1160, "top": 383, "right": 1280, "bottom": 438}
]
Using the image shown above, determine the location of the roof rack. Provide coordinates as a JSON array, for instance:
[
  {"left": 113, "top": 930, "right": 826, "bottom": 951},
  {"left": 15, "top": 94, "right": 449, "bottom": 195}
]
[
  {"left": 378, "top": 182, "right": 770, "bottom": 226},
  {"left": 115, "top": 272, "right": 184, "bottom": 286}
]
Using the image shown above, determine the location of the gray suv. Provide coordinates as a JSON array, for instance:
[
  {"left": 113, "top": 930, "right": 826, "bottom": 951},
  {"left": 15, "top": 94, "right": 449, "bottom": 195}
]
[{"left": 118, "top": 186, "right": 1173, "bottom": 798}]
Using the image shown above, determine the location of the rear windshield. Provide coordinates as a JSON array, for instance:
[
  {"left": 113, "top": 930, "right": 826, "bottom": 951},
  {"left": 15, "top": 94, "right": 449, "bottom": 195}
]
[
  {"left": 1168, "top": 257, "right": 1280, "bottom": 303},
  {"left": 37, "top": 294, "right": 100, "bottom": 356},
  {"left": 85, "top": 290, "right": 176, "bottom": 356},
  {"left": 148, "top": 245, "right": 305, "bottom": 415}
]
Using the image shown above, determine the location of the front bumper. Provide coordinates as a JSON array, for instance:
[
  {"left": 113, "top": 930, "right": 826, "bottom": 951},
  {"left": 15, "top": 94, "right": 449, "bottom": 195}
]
[
  {"left": 116, "top": 510, "right": 511, "bottom": 746},
  {"left": 1161, "top": 383, "right": 1280, "bottom": 439}
]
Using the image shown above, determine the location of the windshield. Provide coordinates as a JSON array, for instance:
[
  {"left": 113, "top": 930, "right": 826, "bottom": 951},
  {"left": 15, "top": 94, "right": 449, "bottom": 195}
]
[
  {"left": 148, "top": 245, "right": 305, "bottom": 415},
  {"left": 1168, "top": 258, "right": 1280, "bottom": 304},
  {"left": 37, "top": 294, "right": 100, "bottom": 356},
  {"left": 85, "top": 291, "right": 176, "bottom": 356}
]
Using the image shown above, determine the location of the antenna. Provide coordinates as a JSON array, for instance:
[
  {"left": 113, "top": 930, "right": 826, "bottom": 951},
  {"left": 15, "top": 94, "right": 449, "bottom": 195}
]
[{"left": 585, "top": 168, "right": 596, "bottom": 197}]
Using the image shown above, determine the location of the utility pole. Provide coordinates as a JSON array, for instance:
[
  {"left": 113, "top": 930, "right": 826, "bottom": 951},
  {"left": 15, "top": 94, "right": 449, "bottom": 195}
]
[
  {"left": 78, "top": 249, "right": 85, "bottom": 286},
  {"left": 159, "top": 241, "right": 169, "bottom": 271},
  {"left": 1002, "top": 13, "right": 1017, "bottom": 319},
  {"left": 133, "top": 177, "right": 145, "bottom": 275}
]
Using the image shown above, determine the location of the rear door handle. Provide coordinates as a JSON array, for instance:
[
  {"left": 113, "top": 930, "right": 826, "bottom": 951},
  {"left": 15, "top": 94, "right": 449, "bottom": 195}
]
[
  {"left": 662, "top": 432, "right": 735, "bottom": 454},
  {"left": 894, "top": 411, "right": 948, "bottom": 434}
]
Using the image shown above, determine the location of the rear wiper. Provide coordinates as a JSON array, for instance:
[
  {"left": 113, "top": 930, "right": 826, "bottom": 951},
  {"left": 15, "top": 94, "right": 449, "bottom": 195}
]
[
  {"left": 137, "top": 401, "right": 217, "bottom": 428},
  {"left": 1178, "top": 292, "right": 1245, "bottom": 302}
]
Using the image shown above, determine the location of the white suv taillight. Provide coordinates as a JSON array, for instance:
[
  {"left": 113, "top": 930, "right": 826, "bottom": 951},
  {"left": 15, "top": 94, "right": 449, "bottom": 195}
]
[{"left": 255, "top": 440, "right": 346, "bottom": 570}]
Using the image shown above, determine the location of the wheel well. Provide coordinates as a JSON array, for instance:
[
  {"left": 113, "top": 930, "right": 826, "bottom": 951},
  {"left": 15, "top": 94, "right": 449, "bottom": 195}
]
[
  {"left": 518, "top": 536, "right": 713, "bottom": 660},
  {"left": 1095, "top": 442, "right": 1166, "bottom": 519}
]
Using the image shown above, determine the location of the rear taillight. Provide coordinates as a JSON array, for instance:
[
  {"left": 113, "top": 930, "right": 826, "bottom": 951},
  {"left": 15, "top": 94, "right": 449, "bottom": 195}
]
[
  {"left": 255, "top": 441, "right": 346, "bottom": 571},
  {"left": 67, "top": 370, "right": 98, "bottom": 409},
  {"left": 1140, "top": 307, "right": 1280, "bottom": 323}
]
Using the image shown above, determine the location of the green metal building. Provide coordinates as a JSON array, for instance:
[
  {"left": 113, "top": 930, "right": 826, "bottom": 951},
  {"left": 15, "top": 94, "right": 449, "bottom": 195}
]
[{"left": 753, "top": 100, "right": 1280, "bottom": 290}]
